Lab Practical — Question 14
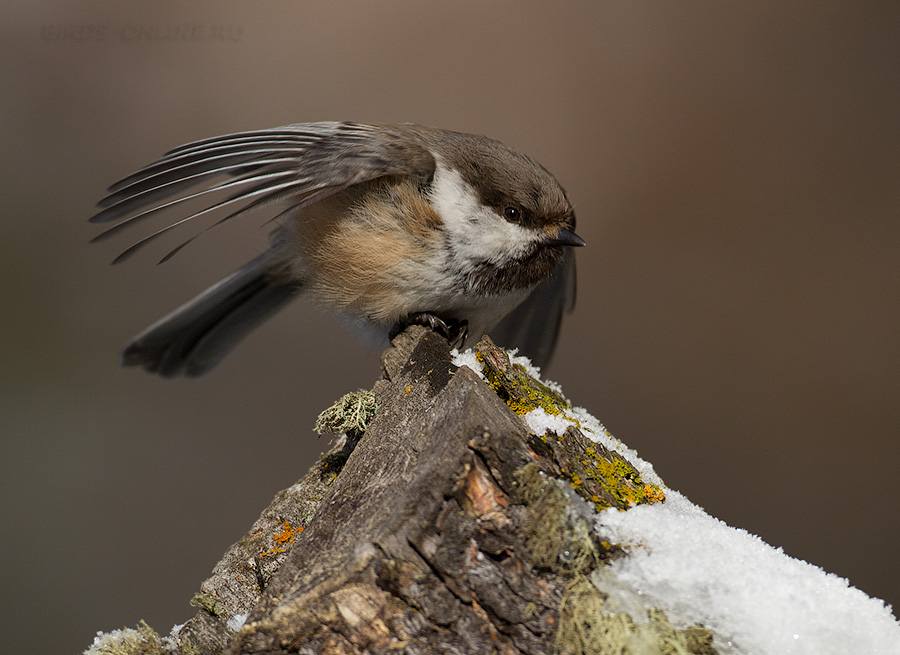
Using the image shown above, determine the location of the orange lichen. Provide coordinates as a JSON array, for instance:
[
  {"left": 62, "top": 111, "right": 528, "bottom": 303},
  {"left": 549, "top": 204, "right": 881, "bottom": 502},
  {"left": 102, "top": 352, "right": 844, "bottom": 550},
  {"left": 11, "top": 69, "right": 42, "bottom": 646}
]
[
  {"left": 643, "top": 484, "right": 666, "bottom": 504},
  {"left": 259, "top": 521, "right": 303, "bottom": 558}
]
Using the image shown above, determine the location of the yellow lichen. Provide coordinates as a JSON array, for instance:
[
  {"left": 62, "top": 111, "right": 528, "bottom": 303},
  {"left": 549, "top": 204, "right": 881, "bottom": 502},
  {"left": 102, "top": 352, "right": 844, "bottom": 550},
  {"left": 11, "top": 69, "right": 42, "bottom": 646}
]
[
  {"left": 474, "top": 350, "right": 576, "bottom": 421},
  {"left": 534, "top": 427, "right": 666, "bottom": 513},
  {"left": 576, "top": 443, "right": 665, "bottom": 511}
]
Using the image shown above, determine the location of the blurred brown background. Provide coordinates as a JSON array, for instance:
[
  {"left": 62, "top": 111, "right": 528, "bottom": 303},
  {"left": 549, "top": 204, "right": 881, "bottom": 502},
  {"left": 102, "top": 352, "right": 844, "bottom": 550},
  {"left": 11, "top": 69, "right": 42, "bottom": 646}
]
[{"left": 2, "top": 2, "right": 898, "bottom": 652}]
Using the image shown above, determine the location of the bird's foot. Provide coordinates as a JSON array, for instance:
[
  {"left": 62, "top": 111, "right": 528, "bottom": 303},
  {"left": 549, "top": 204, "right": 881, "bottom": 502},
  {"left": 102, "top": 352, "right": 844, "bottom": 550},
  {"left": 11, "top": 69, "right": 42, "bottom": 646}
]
[{"left": 391, "top": 313, "right": 469, "bottom": 349}]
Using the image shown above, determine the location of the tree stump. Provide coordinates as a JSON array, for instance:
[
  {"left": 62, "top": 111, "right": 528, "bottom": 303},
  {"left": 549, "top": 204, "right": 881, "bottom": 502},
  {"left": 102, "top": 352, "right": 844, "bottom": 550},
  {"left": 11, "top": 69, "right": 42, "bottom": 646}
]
[{"left": 85, "top": 326, "right": 714, "bottom": 655}]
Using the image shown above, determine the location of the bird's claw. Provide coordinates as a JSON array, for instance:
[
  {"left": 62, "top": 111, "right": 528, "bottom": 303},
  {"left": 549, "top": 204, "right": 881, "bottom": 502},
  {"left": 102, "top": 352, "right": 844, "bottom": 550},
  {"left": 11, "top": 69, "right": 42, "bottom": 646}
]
[{"left": 392, "top": 313, "right": 469, "bottom": 349}]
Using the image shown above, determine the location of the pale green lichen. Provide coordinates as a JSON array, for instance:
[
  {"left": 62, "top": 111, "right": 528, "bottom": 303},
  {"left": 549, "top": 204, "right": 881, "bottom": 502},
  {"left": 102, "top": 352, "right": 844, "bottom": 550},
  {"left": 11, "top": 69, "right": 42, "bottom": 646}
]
[
  {"left": 314, "top": 389, "right": 378, "bottom": 478},
  {"left": 557, "top": 577, "right": 716, "bottom": 655},
  {"left": 189, "top": 591, "right": 227, "bottom": 617},
  {"left": 516, "top": 463, "right": 601, "bottom": 575},
  {"left": 179, "top": 638, "right": 200, "bottom": 655},
  {"left": 83, "top": 621, "right": 166, "bottom": 655},
  {"left": 314, "top": 389, "right": 377, "bottom": 438}
]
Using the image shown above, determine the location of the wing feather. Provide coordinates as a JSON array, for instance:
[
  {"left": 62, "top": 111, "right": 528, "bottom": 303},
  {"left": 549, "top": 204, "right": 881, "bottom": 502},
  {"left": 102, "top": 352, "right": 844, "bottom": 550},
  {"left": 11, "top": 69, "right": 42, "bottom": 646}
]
[{"left": 91, "top": 122, "right": 436, "bottom": 262}]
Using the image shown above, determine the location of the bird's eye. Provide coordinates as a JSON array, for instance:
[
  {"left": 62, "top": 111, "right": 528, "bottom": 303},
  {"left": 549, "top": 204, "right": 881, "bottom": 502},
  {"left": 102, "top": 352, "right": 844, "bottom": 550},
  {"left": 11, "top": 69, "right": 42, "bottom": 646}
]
[{"left": 502, "top": 205, "right": 521, "bottom": 222}]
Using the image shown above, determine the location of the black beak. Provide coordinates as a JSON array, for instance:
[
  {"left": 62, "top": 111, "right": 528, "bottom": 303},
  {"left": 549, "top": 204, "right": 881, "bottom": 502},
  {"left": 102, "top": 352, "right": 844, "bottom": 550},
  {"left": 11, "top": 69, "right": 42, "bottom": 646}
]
[{"left": 546, "top": 228, "right": 586, "bottom": 247}]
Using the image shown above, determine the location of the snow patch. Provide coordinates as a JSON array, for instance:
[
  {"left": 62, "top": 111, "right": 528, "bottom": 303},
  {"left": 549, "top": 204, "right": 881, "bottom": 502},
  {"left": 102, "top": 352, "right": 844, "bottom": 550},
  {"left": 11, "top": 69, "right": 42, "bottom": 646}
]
[
  {"left": 451, "top": 347, "right": 484, "bottom": 377},
  {"left": 597, "top": 500, "right": 900, "bottom": 654}
]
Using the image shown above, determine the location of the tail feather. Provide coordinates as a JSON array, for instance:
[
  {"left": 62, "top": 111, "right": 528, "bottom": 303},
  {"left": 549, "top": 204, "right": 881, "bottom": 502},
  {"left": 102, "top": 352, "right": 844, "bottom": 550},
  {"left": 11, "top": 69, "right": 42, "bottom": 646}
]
[{"left": 121, "top": 252, "right": 302, "bottom": 378}]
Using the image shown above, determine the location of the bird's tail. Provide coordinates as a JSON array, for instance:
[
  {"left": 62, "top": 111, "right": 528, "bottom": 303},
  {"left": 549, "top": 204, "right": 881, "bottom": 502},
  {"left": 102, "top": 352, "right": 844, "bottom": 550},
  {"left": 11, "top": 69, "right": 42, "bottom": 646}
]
[{"left": 120, "top": 251, "right": 302, "bottom": 378}]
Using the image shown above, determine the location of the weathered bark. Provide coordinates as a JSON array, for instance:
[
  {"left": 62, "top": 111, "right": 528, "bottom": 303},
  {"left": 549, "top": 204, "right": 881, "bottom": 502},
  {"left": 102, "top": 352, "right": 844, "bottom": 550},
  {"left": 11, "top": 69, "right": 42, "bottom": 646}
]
[
  {"left": 85, "top": 326, "right": 714, "bottom": 655},
  {"left": 233, "top": 327, "right": 574, "bottom": 655}
]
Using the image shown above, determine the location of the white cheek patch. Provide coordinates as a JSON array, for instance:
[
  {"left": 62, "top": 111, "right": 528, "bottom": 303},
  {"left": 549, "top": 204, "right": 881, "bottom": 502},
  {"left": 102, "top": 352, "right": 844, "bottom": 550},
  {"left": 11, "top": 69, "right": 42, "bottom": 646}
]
[{"left": 428, "top": 162, "right": 539, "bottom": 267}]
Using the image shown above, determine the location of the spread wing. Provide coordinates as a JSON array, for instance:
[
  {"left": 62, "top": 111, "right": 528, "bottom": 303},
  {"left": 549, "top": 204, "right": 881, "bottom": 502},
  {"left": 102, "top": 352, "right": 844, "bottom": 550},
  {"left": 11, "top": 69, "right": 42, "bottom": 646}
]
[
  {"left": 91, "top": 122, "right": 436, "bottom": 263},
  {"left": 489, "top": 248, "right": 576, "bottom": 369}
]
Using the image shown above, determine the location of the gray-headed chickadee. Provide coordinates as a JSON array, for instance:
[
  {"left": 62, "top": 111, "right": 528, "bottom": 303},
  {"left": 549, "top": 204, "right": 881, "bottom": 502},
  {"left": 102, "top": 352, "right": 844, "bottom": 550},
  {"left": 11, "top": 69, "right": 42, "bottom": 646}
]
[{"left": 92, "top": 122, "right": 585, "bottom": 377}]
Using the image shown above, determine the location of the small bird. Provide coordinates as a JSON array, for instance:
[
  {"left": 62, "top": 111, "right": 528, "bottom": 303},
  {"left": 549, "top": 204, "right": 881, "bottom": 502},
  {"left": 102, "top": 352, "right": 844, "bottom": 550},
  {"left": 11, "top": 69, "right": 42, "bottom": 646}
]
[{"left": 92, "top": 122, "right": 584, "bottom": 377}]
